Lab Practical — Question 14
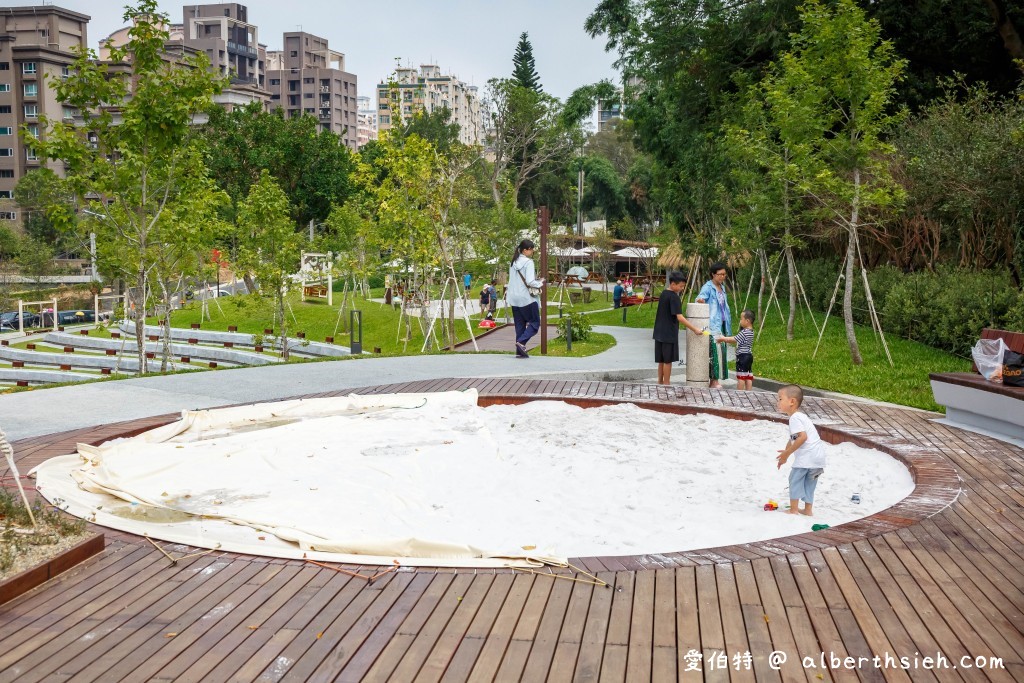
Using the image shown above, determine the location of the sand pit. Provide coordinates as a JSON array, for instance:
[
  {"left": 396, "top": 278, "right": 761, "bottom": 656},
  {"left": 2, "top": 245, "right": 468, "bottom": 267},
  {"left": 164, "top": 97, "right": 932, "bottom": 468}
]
[{"left": 33, "top": 390, "right": 914, "bottom": 566}]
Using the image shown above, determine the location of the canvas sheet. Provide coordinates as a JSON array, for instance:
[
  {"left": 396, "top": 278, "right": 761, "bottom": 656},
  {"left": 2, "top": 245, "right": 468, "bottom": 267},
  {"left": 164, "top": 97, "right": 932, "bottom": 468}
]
[{"left": 32, "top": 390, "right": 564, "bottom": 567}]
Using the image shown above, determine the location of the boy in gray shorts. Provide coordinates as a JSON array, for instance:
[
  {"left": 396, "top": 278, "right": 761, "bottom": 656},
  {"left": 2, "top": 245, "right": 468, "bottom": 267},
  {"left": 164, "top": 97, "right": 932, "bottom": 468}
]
[{"left": 774, "top": 384, "right": 826, "bottom": 516}]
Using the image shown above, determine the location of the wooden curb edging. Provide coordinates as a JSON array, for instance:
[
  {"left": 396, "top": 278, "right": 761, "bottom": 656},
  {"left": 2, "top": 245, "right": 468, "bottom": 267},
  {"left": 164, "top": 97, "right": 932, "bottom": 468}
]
[{"left": 0, "top": 533, "right": 104, "bottom": 605}]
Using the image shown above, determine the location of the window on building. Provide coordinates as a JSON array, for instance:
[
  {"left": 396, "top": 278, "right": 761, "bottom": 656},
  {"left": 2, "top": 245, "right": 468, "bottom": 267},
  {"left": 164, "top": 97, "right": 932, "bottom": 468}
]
[
  {"left": 289, "top": 50, "right": 297, "bottom": 57},
  {"left": 288, "top": 95, "right": 298, "bottom": 106},
  {"left": 303, "top": 93, "right": 312, "bottom": 99},
  {"left": 61, "top": 66, "right": 72, "bottom": 78},
  {"left": 27, "top": 124, "right": 38, "bottom": 139},
  {"left": 0, "top": 126, "right": 11, "bottom": 136},
  {"left": 304, "top": 108, "right": 314, "bottom": 114},
  {"left": 0, "top": 85, "right": 9, "bottom": 93},
  {"left": 26, "top": 149, "right": 38, "bottom": 161},
  {"left": 0, "top": 191, "right": 12, "bottom": 199},
  {"left": 0, "top": 212, "right": 16, "bottom": 220},
  {"left": 320, "top": 79, "right": 330, "bottom": 88},
  {"left": 289, "top": 80, "right": 298, "bottom": 92},
  {"left": 0, "top": 63, "right": 8, "bottom": 71},
  {"left": 0, "top": 149, "right": 12, "bottom": 157},
  {"left": 22, "top": 62, "right": 36, "bottom": 75},
  {"left": 63, "top": 106, "right": 76, "bottom": 120},
  {"left": 24, "top": 105, "right": 37, "bottom": 118},
  {"left": 270, "top": 94, "right": 280, "bottom": 100},
  {"left": 303, "top": 77, "right": 314, "bottom": 84},
  {"left": 23, "top": 83, "right": 37, "bottom": 97},
  {"left": 270, "top": 78, "right": 280, "bottom": 86},
  {"left": 0, "top": 170, "right": 13, "bottom": 178},
  {"left": 379, "top": 115, "right": 389, "bottom": 124}
]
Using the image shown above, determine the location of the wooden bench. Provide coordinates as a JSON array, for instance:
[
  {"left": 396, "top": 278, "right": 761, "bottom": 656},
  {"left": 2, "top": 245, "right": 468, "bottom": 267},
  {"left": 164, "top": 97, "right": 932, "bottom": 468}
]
[
  {"left": 930, "top": 328, "right": 1024, "bottom": 442},
  {"left": 302, "top": 284, "right": 328, "bottom": 299}
]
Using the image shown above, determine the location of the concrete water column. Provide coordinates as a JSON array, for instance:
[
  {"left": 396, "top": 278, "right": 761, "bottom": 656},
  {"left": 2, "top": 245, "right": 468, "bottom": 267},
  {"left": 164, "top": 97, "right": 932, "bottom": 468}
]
[{"left": 685, "top": 302, "right": 710, "bottom": 387}]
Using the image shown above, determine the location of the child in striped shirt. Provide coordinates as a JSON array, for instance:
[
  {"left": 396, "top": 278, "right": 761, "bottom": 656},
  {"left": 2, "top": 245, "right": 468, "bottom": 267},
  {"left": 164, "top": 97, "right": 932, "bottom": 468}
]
[{"left": 716, "top": 309, "right": 755, "bottom": 390}]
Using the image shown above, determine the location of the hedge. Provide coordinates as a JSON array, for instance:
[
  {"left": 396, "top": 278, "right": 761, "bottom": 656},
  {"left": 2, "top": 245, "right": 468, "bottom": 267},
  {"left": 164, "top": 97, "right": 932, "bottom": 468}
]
[{"left": 734, "top": 259, "right": 1024, "bottom": 357}]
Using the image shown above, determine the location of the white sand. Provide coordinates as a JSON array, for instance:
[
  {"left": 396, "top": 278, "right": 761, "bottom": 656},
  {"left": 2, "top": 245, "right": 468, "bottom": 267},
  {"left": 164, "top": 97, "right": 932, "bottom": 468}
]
[
  {"left": 485, "top": 401, "right": 914, "bottom": 556},
  {"left": 34, "top": 394, "right": 914, "bottom": 561}
]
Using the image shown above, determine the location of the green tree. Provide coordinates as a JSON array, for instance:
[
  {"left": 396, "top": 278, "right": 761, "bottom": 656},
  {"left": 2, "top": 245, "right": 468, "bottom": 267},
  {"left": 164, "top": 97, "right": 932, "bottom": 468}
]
[
  {"left": 202, "top": 103, "right": 357, "bottom": 231},
  {"left": 761, "top": 0, "right": 907, "bottom": 364},
  {"left": 31, "top": 0, "right": 229, "bottom": 374},
  {"left": 893, "top": 79, "right": 1024, "bottom": 281},
  {"left": 236, "top": 171, "right": 303, "bottom": 360},
  {"left": 14, "top": 237, "right": 54, "bottom": 285},
  {"left": 14, "top": 169, "right": 77, "bottom": 249},
  {"left": 486, "top": 79, "right": 583, "bottom": 207},
  {"left": 512, "top": 32, "right": 542, "bottom": 92}
]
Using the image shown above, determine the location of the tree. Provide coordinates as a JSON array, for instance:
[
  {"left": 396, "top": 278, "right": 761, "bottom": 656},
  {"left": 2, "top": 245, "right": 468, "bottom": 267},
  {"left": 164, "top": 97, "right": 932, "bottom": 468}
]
[
  {"left": 14, "top": 169, "right": 78, "bottom": 250},
  {"left": 486, "top": 79, "right": 583, "bottom": 207},
  {"left": 362, "top": 129, "right": 483, "bottom": 349},
  {"left": 760, "top": 0, "right": 906, "bottom": 364},
  {"left": 202, "top": 103, "right": 357, "bottom": 230},
  {"left": 512, "top": 32, "right": 542, "bottom": 92},
  {"left": 236, "top": 171, "right": 303, "bottom": 360},
  {"left": 31, "top": 0, "right": 229, "bottom": 375}
]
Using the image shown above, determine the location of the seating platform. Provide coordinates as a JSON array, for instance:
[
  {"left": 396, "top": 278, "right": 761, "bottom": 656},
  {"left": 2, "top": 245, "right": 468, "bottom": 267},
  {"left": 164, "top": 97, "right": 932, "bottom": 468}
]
[{"left": 931, "top": 328, "right": 1024, "bottom": 443}]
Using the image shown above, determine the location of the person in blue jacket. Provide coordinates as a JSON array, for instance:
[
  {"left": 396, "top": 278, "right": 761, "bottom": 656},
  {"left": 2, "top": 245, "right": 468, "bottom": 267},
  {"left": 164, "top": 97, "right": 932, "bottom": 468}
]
[
  {"left": 612, "top": 279, "right": 624, "bottom": 308},
  {"left": 695, "top": 262, "right": 731, "bottom": 388}
]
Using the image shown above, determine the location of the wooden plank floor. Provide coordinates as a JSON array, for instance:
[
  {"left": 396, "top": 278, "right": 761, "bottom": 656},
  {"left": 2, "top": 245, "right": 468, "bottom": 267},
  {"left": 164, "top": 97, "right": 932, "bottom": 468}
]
[
  {"left": 452, "top": 324, "right": 559, "bottom": 353},
  {"left": 2, "top": 379, "right": 1022, "bottom": 682}
]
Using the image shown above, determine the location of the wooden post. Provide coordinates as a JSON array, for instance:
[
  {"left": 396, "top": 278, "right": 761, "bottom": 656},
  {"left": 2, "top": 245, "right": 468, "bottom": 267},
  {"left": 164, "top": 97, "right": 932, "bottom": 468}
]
[{"left": 538, "top": 206, "right": 549, "bottom": 355}]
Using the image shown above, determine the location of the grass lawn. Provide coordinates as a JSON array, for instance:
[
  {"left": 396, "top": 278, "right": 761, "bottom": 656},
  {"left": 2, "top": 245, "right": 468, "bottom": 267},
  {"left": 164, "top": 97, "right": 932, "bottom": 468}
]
[
  {"left": 542, "top": 332, "right": 616, "bottom": 357},
  {"left": 586, "top": 303, "right": 969, "bottom": 411},
  {"left": 166, "top": 292, "right": 616, "bottom": 358}
]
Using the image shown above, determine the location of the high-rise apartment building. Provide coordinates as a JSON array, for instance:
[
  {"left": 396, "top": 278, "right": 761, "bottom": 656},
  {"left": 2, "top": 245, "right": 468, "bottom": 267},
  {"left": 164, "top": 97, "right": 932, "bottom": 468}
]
[
  {"left": 265, "top": 32, "right": 358, "bottom": 149},
  {"left": 356, "top": 94, "right": 376, "bottom": 148},
  {"left": 0, "top": 5, "right": 89, "bottom": 215},
  {"left": 377, "top": 64, "right": 481, "bottom": 146},
  {"left": 596, "top": 89, "right": 624, "bottom": 133},
  {"left": 180, "top": 3, "right": 268, "bottom": 109},
  {"left": 100, "top": 3, "right": 269, "bottom": 111}
]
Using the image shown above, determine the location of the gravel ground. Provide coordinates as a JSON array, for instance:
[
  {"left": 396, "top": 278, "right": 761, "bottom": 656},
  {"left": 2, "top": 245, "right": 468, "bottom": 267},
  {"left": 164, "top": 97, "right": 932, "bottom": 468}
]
[{"left": 0, "top": 527, "right": 93, "bottom": 581}]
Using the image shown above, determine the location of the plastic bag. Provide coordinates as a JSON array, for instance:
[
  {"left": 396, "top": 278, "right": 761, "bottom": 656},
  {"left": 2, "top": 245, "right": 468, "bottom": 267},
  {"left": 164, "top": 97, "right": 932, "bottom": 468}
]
[
  {"left": 972, "top": 338, "right": 1009, "bottom": 381},
  {"left": 1003, "top": 350, "right": 1024, "bottom": 387}
]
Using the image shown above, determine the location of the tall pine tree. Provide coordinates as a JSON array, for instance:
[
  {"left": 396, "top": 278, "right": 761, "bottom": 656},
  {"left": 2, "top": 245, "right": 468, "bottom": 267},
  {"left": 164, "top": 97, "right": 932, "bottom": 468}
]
[{"left": 512, "top": 32, "right": 542, "bottom": 92}]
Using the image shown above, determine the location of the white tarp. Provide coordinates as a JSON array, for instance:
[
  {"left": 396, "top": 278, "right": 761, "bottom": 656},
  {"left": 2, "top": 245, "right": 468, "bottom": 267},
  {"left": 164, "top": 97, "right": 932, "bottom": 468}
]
[{"left": 33, "top": 391, "right": 563, "bottom": 567}]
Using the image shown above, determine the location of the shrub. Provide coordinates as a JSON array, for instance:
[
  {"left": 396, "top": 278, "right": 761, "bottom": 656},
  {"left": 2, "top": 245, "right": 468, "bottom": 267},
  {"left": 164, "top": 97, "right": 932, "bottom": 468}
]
[
  {"left": 734, "top": 257, "right": 1023, "bottom": 355},
  {"left": 556, "top": 311, "right": 592, "bottom": 342}
]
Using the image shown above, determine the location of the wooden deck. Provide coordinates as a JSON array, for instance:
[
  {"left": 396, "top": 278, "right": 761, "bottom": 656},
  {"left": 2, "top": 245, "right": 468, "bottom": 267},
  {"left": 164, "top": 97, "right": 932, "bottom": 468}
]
[
  {"left": 2, "top": 378, "right": 1023, "bottom": 682},
  {"left": 453, "top": 324, "right": 559, "bottom": 353}
]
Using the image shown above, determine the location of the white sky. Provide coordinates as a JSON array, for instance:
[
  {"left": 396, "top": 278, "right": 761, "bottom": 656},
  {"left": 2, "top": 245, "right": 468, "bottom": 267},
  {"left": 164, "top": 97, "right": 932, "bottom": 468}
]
[{"left": 11, "top": 1, "right": 619, "bottom": 100}]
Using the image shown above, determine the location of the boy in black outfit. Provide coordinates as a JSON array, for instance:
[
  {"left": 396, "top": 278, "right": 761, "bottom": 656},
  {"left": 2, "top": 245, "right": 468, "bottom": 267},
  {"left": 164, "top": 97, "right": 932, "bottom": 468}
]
[{"left": 654, "top": 271, "right": 707, "bottom": 385}]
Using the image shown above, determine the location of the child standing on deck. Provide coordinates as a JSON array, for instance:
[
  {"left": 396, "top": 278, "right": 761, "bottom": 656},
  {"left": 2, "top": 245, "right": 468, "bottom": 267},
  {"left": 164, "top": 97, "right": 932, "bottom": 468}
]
[
  {"left": 716, "top": 309, "right": 755, "bottom": 390},
  {"left": 775, "top": 384, "right": 826, "bottom": 516}
]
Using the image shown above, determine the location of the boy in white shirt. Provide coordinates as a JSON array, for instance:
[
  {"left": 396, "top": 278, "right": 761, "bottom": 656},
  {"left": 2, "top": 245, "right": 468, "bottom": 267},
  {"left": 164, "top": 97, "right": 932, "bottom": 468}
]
[{"left": 775, "top": 384, "right": 827, "bottom": 516}]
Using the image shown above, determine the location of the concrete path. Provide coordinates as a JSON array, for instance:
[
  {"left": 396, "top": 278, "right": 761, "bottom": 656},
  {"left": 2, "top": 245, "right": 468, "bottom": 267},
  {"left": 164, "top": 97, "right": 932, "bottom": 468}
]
[{"left": 1, "top": 325, "right": 707, "bottom": 441}]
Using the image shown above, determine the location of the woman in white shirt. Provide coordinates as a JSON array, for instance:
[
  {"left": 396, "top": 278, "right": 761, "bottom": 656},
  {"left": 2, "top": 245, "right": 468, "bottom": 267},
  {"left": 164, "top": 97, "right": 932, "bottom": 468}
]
[{"left": 507, "top": 239, "right": 545, "bottom": 358}]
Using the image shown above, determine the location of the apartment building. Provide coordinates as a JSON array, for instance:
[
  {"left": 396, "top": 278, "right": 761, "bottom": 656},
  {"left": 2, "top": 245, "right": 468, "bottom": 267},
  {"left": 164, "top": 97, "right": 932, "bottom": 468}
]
[
  {"left": 99, "top": 4, "right": 269, "bottom": 111},
  {"left": 596, "top": 89, "right": 624, "bottom": 133},
  {"left": 181, "top": 3, "right": 268, "bottom": 109},
  {"left": 356, "top": 94, "right": 376, "bottom": 148},
  {"left": 0, "top": 5, "right": 89, "bottom": 217},
  {"left": 377, "top": 64, "right": 481, "bottom": 146},
  {"left": 265, "top": 32, "right": 358, "bottom": 149}
]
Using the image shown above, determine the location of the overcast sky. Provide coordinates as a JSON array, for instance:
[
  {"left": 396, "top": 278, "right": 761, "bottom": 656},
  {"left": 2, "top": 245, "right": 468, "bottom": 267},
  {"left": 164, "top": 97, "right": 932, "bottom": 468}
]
[{"left": 11, "top": 1, "right": 619, "bottom": 100}]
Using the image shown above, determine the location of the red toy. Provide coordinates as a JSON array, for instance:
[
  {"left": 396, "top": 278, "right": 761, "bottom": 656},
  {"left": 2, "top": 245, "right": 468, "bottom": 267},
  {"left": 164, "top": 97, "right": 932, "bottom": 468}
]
[{"left": 763, "top": 499, "right": 779, "bottom": 511}]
